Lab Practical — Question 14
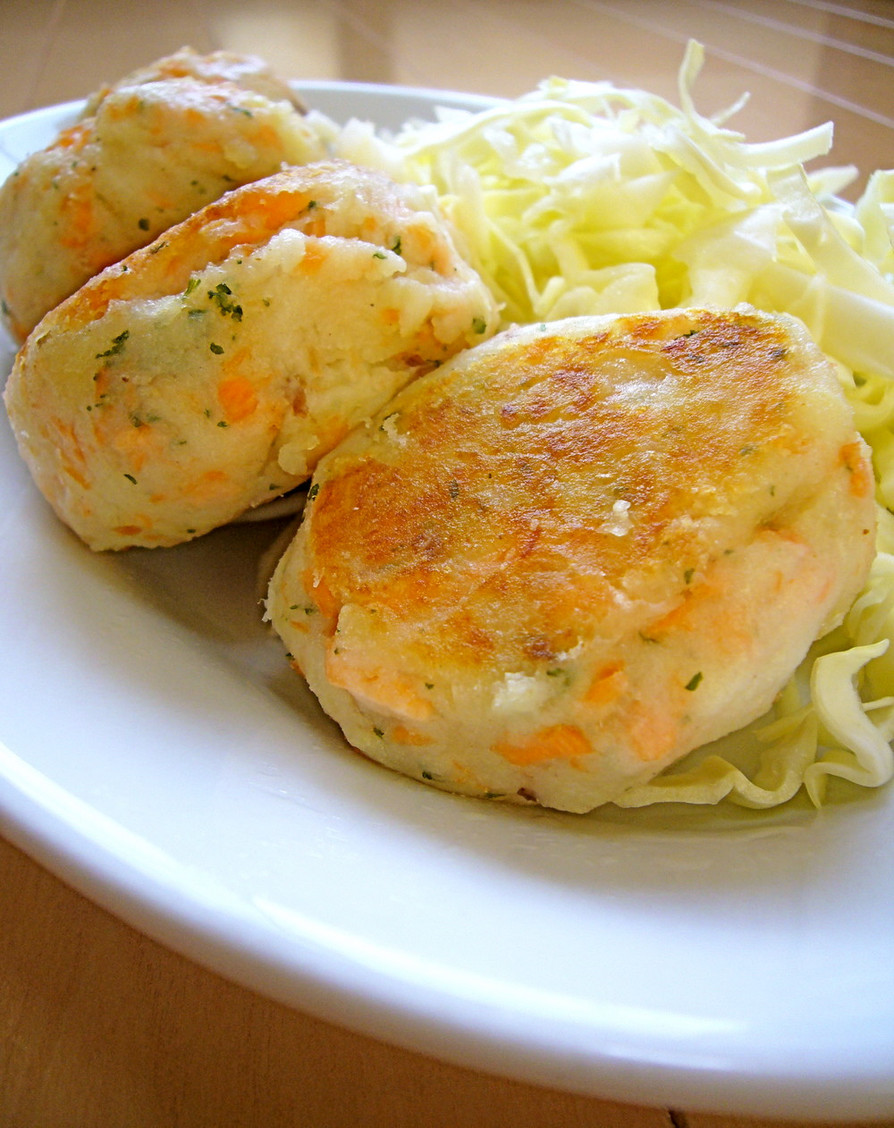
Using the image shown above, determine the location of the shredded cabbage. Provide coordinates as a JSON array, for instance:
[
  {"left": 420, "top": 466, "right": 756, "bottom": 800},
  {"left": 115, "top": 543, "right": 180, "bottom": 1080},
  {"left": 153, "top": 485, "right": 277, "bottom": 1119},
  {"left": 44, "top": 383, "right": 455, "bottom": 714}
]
[{"left": 322, "top": 40, "right": 894, "bottom": 811}]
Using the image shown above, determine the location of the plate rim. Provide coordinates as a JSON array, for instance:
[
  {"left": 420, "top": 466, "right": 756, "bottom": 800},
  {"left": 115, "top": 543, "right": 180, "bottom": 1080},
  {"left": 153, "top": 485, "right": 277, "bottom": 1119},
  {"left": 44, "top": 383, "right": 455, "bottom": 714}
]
[{"left": 1, "top": 82, "right": 893, "bottom": 1122}]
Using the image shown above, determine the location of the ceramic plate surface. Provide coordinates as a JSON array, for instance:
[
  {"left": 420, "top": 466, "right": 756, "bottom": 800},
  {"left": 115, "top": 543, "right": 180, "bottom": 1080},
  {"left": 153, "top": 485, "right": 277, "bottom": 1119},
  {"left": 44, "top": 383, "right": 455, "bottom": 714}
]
[{"left": 0, "top": 84, "right": 892, "bottom": 1121}]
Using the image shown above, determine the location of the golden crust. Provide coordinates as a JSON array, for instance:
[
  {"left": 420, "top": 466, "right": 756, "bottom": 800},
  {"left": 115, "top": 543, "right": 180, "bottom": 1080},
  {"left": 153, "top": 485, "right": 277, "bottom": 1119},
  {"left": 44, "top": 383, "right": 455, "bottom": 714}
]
[
  {"left": 3, "top": 160, "right": 499, "bottom": 550},
  {"left": 268, "top": 307, "right": 877, "bottom": 812}
]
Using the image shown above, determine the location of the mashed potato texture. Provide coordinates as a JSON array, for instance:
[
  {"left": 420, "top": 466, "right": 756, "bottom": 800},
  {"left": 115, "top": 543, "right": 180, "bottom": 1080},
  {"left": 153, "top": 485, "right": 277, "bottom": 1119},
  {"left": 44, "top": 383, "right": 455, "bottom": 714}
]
[
  {"left": 0, "top": 48, "right": 324, "bottom": 340},
  {"left": 3, "top": 160, "right": 498, "bottom": 550},
  {"left": 267, "top": 307, "right": 876, "bottom": 812}
]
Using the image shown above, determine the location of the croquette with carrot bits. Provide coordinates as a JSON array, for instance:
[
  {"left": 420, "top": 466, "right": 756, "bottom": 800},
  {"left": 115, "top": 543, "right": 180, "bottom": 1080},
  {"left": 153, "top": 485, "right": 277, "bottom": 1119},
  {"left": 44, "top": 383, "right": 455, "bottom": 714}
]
[
  {"left": 3, "top": 160, "right": 499, "bottom": 550},
  {"left": 0, "top": 47, "right": 324, "bottom": 341},
  {"left": 267, "top": 307, "right": 876, "bottom": 813}
]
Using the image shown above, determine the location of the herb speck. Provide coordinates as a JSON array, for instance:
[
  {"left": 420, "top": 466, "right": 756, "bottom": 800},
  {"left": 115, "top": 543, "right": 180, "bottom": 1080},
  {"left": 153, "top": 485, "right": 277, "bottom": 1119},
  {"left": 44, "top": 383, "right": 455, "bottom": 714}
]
[{"left": 95, "top": 330, "right": 129, "bottom": 359}]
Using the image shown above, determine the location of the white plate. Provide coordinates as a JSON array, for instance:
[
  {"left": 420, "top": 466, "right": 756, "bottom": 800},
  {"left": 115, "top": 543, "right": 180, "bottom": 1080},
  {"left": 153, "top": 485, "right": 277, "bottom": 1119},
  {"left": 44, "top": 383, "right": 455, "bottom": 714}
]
[{"left": 1, "top": 84, "right": 893, "bottom": 1121}]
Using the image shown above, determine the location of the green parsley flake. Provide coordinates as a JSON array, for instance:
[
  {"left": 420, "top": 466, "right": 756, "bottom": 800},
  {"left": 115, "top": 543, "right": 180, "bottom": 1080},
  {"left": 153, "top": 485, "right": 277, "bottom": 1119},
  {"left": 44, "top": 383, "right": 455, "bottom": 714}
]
[
  {"left": 95, "top": 330, "right": 129, "bottom": 359},
  {"left": 208, "top": 282, "right": 243, "bottom": 320},
  {"left": 685, "top": 671, "right": 703, "bottom": 691}
]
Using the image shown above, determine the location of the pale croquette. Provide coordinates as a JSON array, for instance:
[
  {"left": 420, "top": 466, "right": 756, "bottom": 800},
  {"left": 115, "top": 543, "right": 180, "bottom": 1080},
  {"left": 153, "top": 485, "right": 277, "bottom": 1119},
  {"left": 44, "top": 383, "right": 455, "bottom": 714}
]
[
  {"left": 266, "top": 307, "right": 877, "bottom": 813},
  {"left": 81, "top": 46, "right": 308, "bottom": 116},
  {"left": 0, "top": 49, "right": 324, "bottom": 340},
  {"left": 3, "top": 160, "right": 499, "bottom": 551}
]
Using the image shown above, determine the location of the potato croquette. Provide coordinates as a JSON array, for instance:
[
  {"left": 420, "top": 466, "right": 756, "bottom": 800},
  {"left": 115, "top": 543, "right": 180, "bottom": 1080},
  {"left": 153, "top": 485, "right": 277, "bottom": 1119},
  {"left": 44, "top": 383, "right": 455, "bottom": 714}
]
[
  {"left": 3, "top": 160, "right": 499, "bottom": 551},
  {"left": 0, "top": 48, "right": 324, "bottom": 340},
  {"left": 266, "top": 307, "right": 876, "bottom": 813}
]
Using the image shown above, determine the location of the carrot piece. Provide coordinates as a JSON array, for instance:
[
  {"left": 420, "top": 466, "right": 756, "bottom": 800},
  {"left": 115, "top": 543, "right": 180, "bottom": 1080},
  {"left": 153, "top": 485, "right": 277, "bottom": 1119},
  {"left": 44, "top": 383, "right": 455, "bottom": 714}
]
[
  {"left": 392, "top": 725, "right": 433, "bottom": 746},
  {"left": 493, "top": 724, "right": 591, "bottom": 767},
  {"left": 53, "top": 121, "right": 91, "bottom": 153},
  {"left": 302, "top": 567, "right": 339, "bottom": 624},
  {"left": 626, "top": 706, "right": 678, "bottom": 763},
  {"left": 183, "top": 469, "right": 232, "bottom": 503},
  {"left": 299, "top": 243, "right": 328, "bottom": 273},
  {"left": 583, "top": 663, "right": 627, "bottom": 707},
  {"left": 840, "top": 440, "right": 874, "bottom": 498},
  {"left": 52, "top": 420, "right": 92, "bottom": 489},
  {"left": 325, "top": 649, "right": 435, "bottom": 721},
  {"left": 217, "top": 375, "right": 258, "bottom": 423}
]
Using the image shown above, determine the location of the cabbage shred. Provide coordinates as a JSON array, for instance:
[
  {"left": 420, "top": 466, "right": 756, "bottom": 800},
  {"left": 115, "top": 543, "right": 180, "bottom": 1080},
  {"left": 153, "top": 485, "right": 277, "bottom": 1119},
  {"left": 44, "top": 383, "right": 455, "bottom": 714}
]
[{"left": 319, "top": 41, "right": 894, "bottom": 810}]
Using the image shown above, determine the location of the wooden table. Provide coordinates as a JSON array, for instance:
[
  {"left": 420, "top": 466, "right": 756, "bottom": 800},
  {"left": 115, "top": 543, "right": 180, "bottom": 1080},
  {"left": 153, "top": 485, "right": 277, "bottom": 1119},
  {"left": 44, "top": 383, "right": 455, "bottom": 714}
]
[{"left": 1, "top": 2, "right": 892, "bottom": 1125}]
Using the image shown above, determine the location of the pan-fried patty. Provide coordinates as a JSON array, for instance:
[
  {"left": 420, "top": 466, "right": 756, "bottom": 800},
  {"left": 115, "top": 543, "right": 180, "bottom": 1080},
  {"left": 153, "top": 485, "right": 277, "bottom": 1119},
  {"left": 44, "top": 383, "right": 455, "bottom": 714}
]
[
  {"left": 267, "top": 307, "right": 876, "bottom": 812},
  {"left": 3, "top": 160, "right": 498, "bottom": 550}
]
